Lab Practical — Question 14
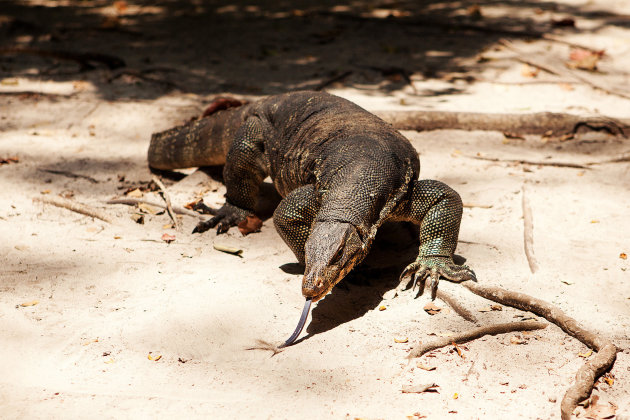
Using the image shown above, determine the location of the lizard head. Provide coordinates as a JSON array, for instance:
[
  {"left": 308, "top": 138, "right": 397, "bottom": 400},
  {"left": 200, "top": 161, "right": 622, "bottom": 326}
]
[{"left": 302, "top": 221, "right": 365, "bottom": 301}]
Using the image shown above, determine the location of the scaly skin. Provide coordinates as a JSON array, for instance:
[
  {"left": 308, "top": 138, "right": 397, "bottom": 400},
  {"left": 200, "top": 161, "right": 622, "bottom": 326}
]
[{"left": 148, "top": 91, "right": 475, "bottom": 302}]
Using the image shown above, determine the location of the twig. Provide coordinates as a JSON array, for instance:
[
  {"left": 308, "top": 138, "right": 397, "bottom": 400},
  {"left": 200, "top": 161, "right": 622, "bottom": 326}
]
[
  {"left": 377, "top": 110, "right": 628, "bottom": 137},
  {"left": 435, "top": 289, "right": 478, "bottom": 323},
  {"left": 151, "top": 175, "right": 181, "bottom": 230},
  {"left": 245, "top": 339, "right": 283, "bottom": 356},
  {"left": 106, "top": 198, "right": 201, "bottom": 219},
  {"left": 33, "top": 196, "right": 112, "bottom": 223},
  {"left": 522, "top": 184, "right": 539, "bottom": 274},
  {"left": 408, "top": 320, "right": 546, "bottom": 359},
  {"left": 467, "top": 155, "right": 591, "bottom": 169},
  {"left": 463, "top": 282, "right": 618, "bottom": 420},
  {"left": 38, "top": 168, "right": 99, "bottom": 184}
]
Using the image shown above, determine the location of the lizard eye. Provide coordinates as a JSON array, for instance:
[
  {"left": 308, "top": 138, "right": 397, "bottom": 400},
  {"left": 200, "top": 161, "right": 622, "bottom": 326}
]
[{"left": 329, "top": 245, "right": 344, "bottom": 265}]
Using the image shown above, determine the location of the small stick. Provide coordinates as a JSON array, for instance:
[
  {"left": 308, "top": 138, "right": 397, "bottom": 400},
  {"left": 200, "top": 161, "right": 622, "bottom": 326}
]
[
  {"left": 106, "top": 198, "right": 202, "bottom": 219},
  {"left": 33, "top": 196, "right": 112, "bottom": 223},
  {"left": 468, "top": 155, "right": 590, "bottom": 169},
  {"left": 522, "top": 185, "right": 539, "bottom": 273},
  {"left": 38, "top": 168, "right": 99, "bottom": 184},
  {"left": 151, "top": 175, "right": 181, "bottom": 230},
  {"left": 408, "top": 320, "right": 546, "bottom": 359},
  {"left": 463, "top": 282, "right": 618, "bottom": 420}
]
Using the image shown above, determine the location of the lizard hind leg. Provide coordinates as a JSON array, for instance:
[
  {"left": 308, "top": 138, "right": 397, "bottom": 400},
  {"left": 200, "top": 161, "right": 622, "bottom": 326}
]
[{"left": 273, "top": 184, "right": 320, "bottom": 265}]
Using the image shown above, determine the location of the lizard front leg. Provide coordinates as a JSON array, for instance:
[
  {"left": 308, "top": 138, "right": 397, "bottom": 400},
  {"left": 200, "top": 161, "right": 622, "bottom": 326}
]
[
  {"left": 193, "top": 117, "right": 268, "bottom": 234},
  {"left": 393, "top": 179, "right": 476, "bottom": 300}
]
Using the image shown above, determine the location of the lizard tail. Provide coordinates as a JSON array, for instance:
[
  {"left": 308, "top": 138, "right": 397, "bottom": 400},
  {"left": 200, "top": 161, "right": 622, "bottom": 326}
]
[{"left": 148, "top": 103, "right": 251, "bottom": 170}]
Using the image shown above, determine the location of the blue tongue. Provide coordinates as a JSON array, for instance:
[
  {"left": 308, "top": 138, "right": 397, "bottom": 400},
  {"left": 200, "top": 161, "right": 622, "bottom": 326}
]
[{"left": 279, "top": 298, "right": 312, "bottom": 348}]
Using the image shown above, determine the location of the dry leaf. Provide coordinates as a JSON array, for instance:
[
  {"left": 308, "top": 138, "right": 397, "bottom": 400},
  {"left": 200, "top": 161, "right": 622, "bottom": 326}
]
[
  {"left": 416, "top": 362, "right": 436, "bottom": 371},
  {"left": 452, "top": 342, "right": 465, "bottom": 358},
  {"left": 213, "top": 243, "right": 243, "bottom": 256},
  {"left": 137, "top": 202, "right": 160, "bottom": 214},
  {"left": 161, "top": 233, "right": 176, "bottom": 243},
  {"left": 378, "top": 305, "right": 387, "bottom": 311},
  {"left": 81, "top": 338, "right": 98, "bottom": 346},
  {"left": 20, "top": 300, "right": 39, "bottom": 307},
  {"left": 113, "top": 235, "right": 122, "bottom": 239},
  {"left": 401, "top": 383, "right": 439, "bottom": 394},
  {"left": 130, "top": 213, "right": 144, "bottom": 224},
  {"left": 184, "top": 199, "right": 202, "bottom": 210},
  {"left": 104, "top": 358, "right": 115, "bottom": 364},
  {"left": 490, "top": 304, "right": 502, "bottom": 311},
  {"left": 40, "top": 189, "right": 51, "bottom": 195},
  {"left": 394, "top": 337, "right": 409, "bottom": 343},
  {"left": 0, "top": 156, "right": 19, "bottom": 165},
  {"left": 424, "top": 302, "right": 441, "bottom": 315},
  {"left": 590, "top": 220, "right": 600, "bottom": 224},
  {"left": 567, "top": 48, "right": 605, "bottom": 71},
  {"left": 126, "top": 188, "right": 143, "bottom": 198},
  {"left": 162, "top": 223, "right": 174, "bottom": 229},
  {"left": 453, "top": 392, "right": 459, "bottom": 399},
  {"left": 148, "top": 353, "right": 162, "bottom": 361},
  {"left": 238, "top": 215, "right": 263, "bottom": 235},
  {"left": 578, "top": 349, "right": 593, "bottom": 358},
  {"left": 521, "top": 63, "right": 539, "bottom": 78},
  {"left": 510, "top": 335, "right": 526, "bottom": 345},
  {"left": 620, "top": 252, "right": 627, "bottom": 260}
]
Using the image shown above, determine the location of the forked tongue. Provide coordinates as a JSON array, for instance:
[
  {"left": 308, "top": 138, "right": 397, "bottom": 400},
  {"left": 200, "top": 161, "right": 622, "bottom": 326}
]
[{"left": 278, "top": 298, "right": 312, "bottom": 348}]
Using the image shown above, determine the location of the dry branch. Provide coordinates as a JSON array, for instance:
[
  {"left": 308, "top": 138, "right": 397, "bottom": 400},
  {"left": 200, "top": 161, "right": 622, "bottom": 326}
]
[
  {"left": 521, "top": 185, "right": 539, "bottom": 274},
  {"left": 377, "top": 110, "right": 628, "bottom": 137},
  {"left": 468, "top": 155, "right": 590, "bottom": 169},
  {"left": 106, "top": 198, "right": 202, "bottom": 219},
  {"left": 408, "top": 320, "right": 546, "bottom": 359},
  {"left": 463, "top": 282, "right": 618, "bottom": 420},
  {"left": 33, "top": 196, "right": 112, "bottom": 223},
  {"left": 151, "top": 175, "right": 181, "bottom": 230}
]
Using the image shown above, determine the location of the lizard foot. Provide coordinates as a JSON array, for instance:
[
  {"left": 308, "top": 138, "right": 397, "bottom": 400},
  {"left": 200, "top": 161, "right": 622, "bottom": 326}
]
[
  {"left": 192, "top": 203, "right": 248, "bottom": 234},
  {"left": 399, "top": 256, "right": 476, "bottom": 301}
]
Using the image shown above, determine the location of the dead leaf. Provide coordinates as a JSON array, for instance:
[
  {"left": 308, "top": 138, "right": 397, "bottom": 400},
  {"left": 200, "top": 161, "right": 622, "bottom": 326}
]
[
  {"left": 378, "top": 305, "right": 387, "bottom": 311},
  {"left": 148, "top": 352, "right": 162, "bottom": 361},
  {"left": 590, "top": 220, "right": 600, "bottom": 224},
  {"left": 401, "top": 383, "right": 439, "bottom": 394},
  {"left": 0, "top": 156, "right": 19, "bottom": 165},
  {"left": 184, "top": 199, "right": 202, "bottom": 210},
  {"left": 81, "top": 338, "right": 99, "bottom": 346},
  {"left": 126, "top": 188, "right": 143, "bottom": 198},
  {"left": 416, "top": 362, "right": 436, "bottom": 371},
  {"left": 521, "top": 63, "right": 539, "bottom": 78},
  {"left": 424, "top": 302, "right": 441, "bottom": 315},
  {"left": 584, "top": 397, "right": 617, "bottom": 419},
  {"left": 213, "top": 243, "right": 243, "bottom": 256},
  {"left": 19, "top": 300, "right": 39, "bottom": 307},
  {"left": 162, "top": 223, "right": 174, "bottom": 229},
  {"left": 137, "top": 202, "right": 160, "bottom": 214},
  {"left": 490, "top": 304, "right": 502, "bottom": 311},
  {"left": 113, "top": 235, "right": 122, "bottom": 239},
  {"left": 452, "top": 342, "right": 465, "bottom": 358},
  {"left": 130, "top": 213, "right": 144, "bottom": 224},
  {"left": 510, "top": 335, "right": 526, "bottom": 345},
  {"left": 40, "top": 189, "right": 51, "bottom": 195},
  {"left": 453, "top": 392, "right": 459, "bottom": 399},
  {"left": 104, "top": 358, "right": 115, "bottom": 364},
  {"left": 620, "top": 252, "right": 627, "bottom": 260},
  {"left": 567, "top": 48, "right": 605, "bottom": 71},
  {"left": 161, "top": 233, "right": 176, "bottom": 243},
  {"left": 394, "top": 337, "right": 409, "bottom": 343},
  {"left": 238, "top": 215, "right": 263, "bottom": 235},
  {"left": 578, "top": 349, "right": 593, "bottom": 358}
]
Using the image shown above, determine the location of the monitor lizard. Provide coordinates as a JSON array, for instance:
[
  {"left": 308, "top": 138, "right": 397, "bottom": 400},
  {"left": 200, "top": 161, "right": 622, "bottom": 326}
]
[{"left": 149, "top": 91, "right": 476, "bottom": 306}]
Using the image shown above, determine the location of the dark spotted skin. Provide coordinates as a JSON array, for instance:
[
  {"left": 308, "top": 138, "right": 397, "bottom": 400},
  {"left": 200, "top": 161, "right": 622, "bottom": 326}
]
[{"left": 148, "top": 91, "right": 475, "bottom": 301}]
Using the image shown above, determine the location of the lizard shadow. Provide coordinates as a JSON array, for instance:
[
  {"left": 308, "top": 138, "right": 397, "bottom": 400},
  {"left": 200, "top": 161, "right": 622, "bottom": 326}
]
[{"left": 299, "top": 222, "right": 421, "bottom": 340}]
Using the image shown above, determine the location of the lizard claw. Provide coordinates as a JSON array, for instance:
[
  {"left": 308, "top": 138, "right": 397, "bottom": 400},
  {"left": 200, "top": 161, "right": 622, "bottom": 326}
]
[
  {"left": 399, "top": 256, "right": 476, "bottom": 300},
  {"left": 192, "top": 202, "right": 248, "bottom": 235}
]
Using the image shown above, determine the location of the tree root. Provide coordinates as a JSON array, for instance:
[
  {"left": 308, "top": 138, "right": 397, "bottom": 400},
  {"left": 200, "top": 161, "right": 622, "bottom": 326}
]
[
  {"left": 462, "top": 282, "right": 618, "bottom": 420},
  {"left": 377, "top": 110, "right": 629, "bottom": 137},
  {"left": 33, "top": 196, "right": 112, "bottom": 223},
  {"left": 407, "top": 320, "right": 546, "bottom": 359}
]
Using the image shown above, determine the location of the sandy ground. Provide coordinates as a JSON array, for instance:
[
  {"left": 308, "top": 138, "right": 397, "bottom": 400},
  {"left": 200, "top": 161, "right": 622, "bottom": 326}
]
[{"left": 1, "top": 1, "right": 629, "bottom": 419}]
